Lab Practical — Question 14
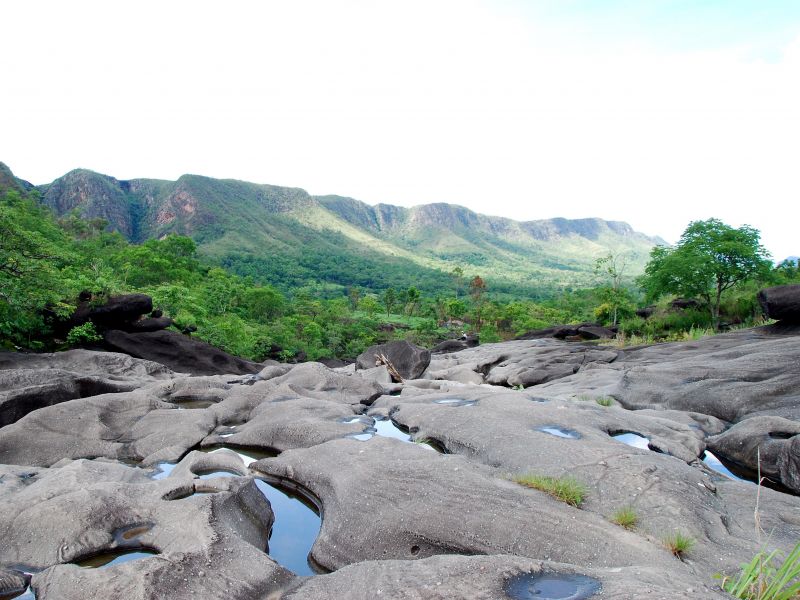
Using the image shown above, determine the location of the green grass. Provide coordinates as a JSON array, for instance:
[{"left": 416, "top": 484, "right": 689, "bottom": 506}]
[
  {"left": 611, "top": 506, "right": 638, "bottom": 530},
  {"left": 514, "top": 474, "right": 587, "bottom": 507},
  {"left": 595, "top": 396, "right": 614, "bottom": 407},
  {"left": 718, "top": 541, "right": 800, "bottom": 600},
  {"left": 663, "top": 531, "right": 695, "bottom": 559}
]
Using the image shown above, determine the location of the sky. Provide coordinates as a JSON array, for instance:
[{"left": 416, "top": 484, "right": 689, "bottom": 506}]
[{"left": 2, "top": 0, "right": 799, "bottom": 260}]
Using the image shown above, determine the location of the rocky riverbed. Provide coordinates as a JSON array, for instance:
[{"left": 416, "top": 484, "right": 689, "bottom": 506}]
[{"left": 1, "top": 323, "right": 799, "bottom": 599}]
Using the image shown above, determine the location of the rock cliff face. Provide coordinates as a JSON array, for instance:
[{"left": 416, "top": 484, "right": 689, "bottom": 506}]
[
  {"left": 1, "top": 324, "right": 798, "bottom": 599},
  {"left": 2, "top": 162, "right": 663, "bottom": 290}
]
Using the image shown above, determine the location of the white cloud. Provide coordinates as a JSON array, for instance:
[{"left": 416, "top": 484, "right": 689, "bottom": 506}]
[{"left": 1, "top": 1, "right": 798, "bottom": 259}]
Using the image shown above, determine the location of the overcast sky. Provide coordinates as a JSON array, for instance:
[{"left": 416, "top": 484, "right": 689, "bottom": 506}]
[{"left": 2, "top": 0, "right": 799, "bottom": 259}]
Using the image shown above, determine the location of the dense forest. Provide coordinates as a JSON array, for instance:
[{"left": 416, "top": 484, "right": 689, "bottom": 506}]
[{"left": 2, "top": 187, "right": 799, "bottom": 361}]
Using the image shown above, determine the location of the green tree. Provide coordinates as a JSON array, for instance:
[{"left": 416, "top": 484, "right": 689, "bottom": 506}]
[
  {"left": 347, "top": 286, "right": 361, "bottom": 311},
  {"left": 405, "top": 286, "right": 421, "bottom": 316},
  {"left": 639, "top": 219, "right": 771, "bottom": 330},
  {"left": 360, "top": 294, "right": 379, "bottom": 317},
  {"left": 242, "top": 285, "right": 285, "bottom": 321},
  {"left": 595, "top": 253, "right": 629, "bottom": 326},
  {"left": 468, "top": 275, "right": 487, "bottom": 331},
  {"left": 383, "top": 287, "right": 397, "bottom": 317}
]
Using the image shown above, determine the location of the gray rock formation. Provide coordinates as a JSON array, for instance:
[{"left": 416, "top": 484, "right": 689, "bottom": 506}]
[
  {"left": 1, "top": 326, "right": 800, "bottom": 598},
  {"left": 355, "top": 340, "right": 431, "bottom": 380}
]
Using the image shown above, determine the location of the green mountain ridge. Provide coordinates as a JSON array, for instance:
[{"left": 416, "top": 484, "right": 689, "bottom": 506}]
[{"left": 2, "top": 162, "right": 664, "bottom": 295}]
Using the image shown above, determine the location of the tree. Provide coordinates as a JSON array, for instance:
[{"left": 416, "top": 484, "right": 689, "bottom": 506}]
[
  {"left": 405, "top": 286, "right": 421, "bottom": 316},
  {"left": 468, "top": 275, "right": 487, "bottom": 331},
  {"left": 382, "top": 287, "right": 397, "bottom": 317},
  {"left": 360, "top": 294, "right": 379, "bottom": 318},
  {"left": 450, "top": 266, "right": 464, "bottom": 297},
  {"left": 347, "top": 286, "right": 361, "bottom": 311},
  {"left": 639, "top": 219, "right": 771, "bottom": 330},
  {"left": 594, "top": 253, "right": 630, "bottom": 326}
]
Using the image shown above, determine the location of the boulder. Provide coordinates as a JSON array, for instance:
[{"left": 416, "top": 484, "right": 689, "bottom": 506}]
[
  {"left": 636, "top": 305, "right": 656, "bottom": 318},
  {"left": 71, "top": 293, "right": 153, "bottom": 330},
  {"left": 0, "top": 459, "right": 293, "bottom": 599},
  {"left": 576, "top": 325, "right": 615, "bottom": 340},
  {"left": 355, "top": 340, "right": 430, "bottom": 380},
  {"left": 103, "top": 329, "right": 263, "bottom": 376},
  {"left": 431, "top": 334, "right": 479, "bottom": 353},
  {"left": 758, "top": 284, "right": 800, "bottom": 323},
  {"left": 126, "top": 316, "right": 174, "bottom": 333},
  {"left": 707, "top": 416, "right": 800, "bottom": 493},
  {"left": 670, "top": 298, "right": 700, "bottom": 310},
  {"left": 0, "top": 350, "right": 175, "bottom": 427}
]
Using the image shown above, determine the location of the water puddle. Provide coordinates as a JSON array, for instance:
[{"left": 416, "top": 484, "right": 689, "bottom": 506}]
[
  {"left": 528, "top": 396, "right": 550, "bottom": 403},
  {"left": 114, "top": 522, "right": 153, "bottom": 543},
  {"left": 196, "top": 470, "right": 243, "bottom": 479},
  {"left": 150, "top": 462, "right": 177, "bottom": 480},
  {"left": 433, "top": 398, "right": 478, "bottom": 407},
  {"left": 75, "top": 549, "right": 159, "bottom": 569},
  {"left": 342, "top": 417, "right": 413, "bottom": 443},
  {"left": 253, "top": 478, "right": 322, "bottom": 576},
  {"left": 149, "top": 449, "right": 322, "bottom": 576},
  {"left": 536, "top": 426, "right": 582, "bottom": 440},
  {"left": 344, "top": 432, "right": 374, "bottom": 441},
  {"left": 504, "top": 572, "right": 601, "bottom": 600},
  {"left": 200, "top": 445, "right": 278, "bottom": 466},
  {"left": 338, "top": 415, "right": 373, "bottom": 426},
  {"left": 174, "top": 399, "right": 215, "bottom": 410},
  {"left": 372, "top": 418, "right": 412, "bottom": 442},
  {"left": 701, "top": 451, "right": 750, "bottom": 483},
  {"left": 612, "top": 432, "right": 651, "bottom": 451}
]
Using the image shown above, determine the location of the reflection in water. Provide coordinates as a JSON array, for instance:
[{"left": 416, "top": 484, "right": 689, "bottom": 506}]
[
  {"left": 536, "top": 426, "right": 582, "bottom": 440},
  {"left": 702, "top": 450, "right": 749, "bottom": 483},
  {"left": 433, "top": 398, "right": 478, "bottom": 407},
  {"left": 75, "top": 549, "right": 159, "bottom": 569},
  {"left": 372, "top": 418, "right": 412, "bottom": 442},
  {"left": 504, "top": 572, "right": 601, "bottom": 600},
  {"left": 150, "top": 462, "right": 177, "bottom": 480},
  {"left": 612, "top": 432, "right": 651, "bottom": 450},
  {"left": 254, "top": 478, "right": 322, "bottom": 576}
]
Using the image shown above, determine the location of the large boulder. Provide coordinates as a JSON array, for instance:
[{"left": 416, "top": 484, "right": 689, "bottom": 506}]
[
  {"left": 430, "top": 334, "right": 479, "bottom": 354},
  {"left": 758, "top": 284, "right": 800, "bottom": 323},
  {"left": 70, "top": 294, "right": 153, "bottom": 329},
  {"left": 103, "top": 329, "right": 262, "bottom": 376},
  {"left": 0, "top": 350, "right": 175, "bottom": 427},
  {"left": 517, "top": 323, "right": 614, "bottom": 341},
  {"left": 355, "top": 340, "right": 430, "bottom": 380},
  {"left": 707, "top": 416, "right": 800, "bottom": 493}
]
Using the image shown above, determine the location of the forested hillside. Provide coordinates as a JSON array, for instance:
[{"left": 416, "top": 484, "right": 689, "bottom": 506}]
[{"left": 6, "top": 162, "right": 663, "bottom": 296}]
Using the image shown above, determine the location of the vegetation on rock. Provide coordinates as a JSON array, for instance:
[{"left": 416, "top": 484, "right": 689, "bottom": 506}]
[{"left": 513, "top": 474, "right": 588, "bottom": 507}]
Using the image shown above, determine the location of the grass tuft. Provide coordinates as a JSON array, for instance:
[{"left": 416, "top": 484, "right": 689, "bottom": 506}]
[
  {"left": 718, "top": 541, "right": 800, "bottom": 600},
  {"left": 611, "top": 505, "right": 638, "bottom": 530},
  {"left": 595, "top": 396, "right": 614, "bottom": 407},
  {"left": 663, "top": 531, "right": 695, "bottom": 559},
  {"left": 514, "top": 474, "right": 587, "bottom": 507}
]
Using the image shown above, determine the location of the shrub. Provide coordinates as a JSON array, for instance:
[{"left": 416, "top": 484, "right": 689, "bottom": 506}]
[
  {"left": 66, "top": 322, "right": 101, "bottom": 346},
  {"left": 514, "top": 474, "right": 587, "bottom": 507}
]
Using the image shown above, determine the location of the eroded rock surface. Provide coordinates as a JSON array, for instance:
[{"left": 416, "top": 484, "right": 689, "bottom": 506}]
[{"left": 1, "top": 326, "right": 800, "bottom": 598}]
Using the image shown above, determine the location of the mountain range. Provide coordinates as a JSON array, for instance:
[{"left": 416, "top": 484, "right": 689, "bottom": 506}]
[{"left": 0, "top": 162, "right": 664, "bottom": 296}]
